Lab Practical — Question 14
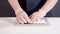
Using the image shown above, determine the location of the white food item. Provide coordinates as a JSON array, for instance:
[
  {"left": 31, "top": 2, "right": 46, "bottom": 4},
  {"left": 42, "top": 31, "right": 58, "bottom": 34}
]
[
  {"left": 32, "top": 18, "right": 48, "bottom": 25},
  {"left": 33, "top": 19, "right": 45, "bottom": 23}
]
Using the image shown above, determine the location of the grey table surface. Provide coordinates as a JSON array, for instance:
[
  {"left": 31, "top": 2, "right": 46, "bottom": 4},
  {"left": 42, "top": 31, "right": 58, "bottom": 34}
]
[{"left": 0, "top": 17, "right": 60, "bottom": 34}]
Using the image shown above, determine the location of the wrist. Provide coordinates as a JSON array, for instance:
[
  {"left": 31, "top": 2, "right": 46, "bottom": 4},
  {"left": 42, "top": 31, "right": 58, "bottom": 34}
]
[
  {"left": 38, "top": 9, "right": 47, "bottom": 16},
  {"left": 15, "top": 8, "right": 23, "bottom": 15}
]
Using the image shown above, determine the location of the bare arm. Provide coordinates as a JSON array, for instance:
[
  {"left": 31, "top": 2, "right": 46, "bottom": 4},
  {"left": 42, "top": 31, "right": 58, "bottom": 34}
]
[
  {"left": 30, "top": 0, "right": 58, "bottom": 22},
  {"left": 40, "top": 0, "right": 58, "bottom": 13},
  {"left": 8, "top": 0, "right": 32, "bottom": 24},
  {"left": 8, "top": 0, "right": 22, "bottom": 12}
]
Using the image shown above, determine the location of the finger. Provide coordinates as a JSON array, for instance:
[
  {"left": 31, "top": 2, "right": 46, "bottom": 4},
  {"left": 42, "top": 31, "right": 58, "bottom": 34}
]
[
  {"left": 21, "top": 16, "right": 27, "bottom": 23},
  {"left": 18, "top": 17, "right": 24, "bottom": 24},
  {"left": 32, "top": 17, "right": 37, "bottom": 22},
  {"left": 19, "top": 19, "right": 24, "bottom": 24},
  {"left": 24, "top": 15, "right": 32, "bottom": 23},
  {"left": 30, "top": 14, "right": 36, "bottom": 21},
  {"left": 16, "top": 16, "right": 21, "bottom": 24},
  {"left": 16, "top": 17, "right": 20, "bottom": 24},
  {"left": 29, "top": 15, "right": 32, "bottom": 18},
  {"left": 31, "top": 15, "right": 39, "bottom": 23}
]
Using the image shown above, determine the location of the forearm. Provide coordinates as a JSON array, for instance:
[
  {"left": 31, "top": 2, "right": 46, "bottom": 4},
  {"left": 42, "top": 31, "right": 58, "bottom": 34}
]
[
  {"left": 40, "top": 0, "right": 58, "bottom": 13},
  {"left": 8, "top": 0, "right": 22, "bottom": 12}
]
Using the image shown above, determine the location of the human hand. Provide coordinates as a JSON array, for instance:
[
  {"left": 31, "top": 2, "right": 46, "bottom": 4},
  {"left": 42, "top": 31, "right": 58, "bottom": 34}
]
[
  {"left": 29, "top": 11, "right": 46, "bottom": 23},
  {"left": 16, "top": 10, "right": 32, "bottom": 24}
]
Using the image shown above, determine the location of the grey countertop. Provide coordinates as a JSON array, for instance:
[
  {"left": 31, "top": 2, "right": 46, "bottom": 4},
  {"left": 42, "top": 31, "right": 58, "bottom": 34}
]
[{"left": 0, "top": 17, "right": 60, "bottom": 34}]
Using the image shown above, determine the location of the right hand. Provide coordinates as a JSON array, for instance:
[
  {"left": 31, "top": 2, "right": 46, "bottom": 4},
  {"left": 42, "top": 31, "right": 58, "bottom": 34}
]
[{"left": 16, "top": 10, "right": 32, "bottom": 24}]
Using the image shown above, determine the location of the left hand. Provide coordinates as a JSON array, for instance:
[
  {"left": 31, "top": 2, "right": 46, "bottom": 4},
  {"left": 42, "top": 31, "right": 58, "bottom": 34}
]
[{"left": 29, "top": 11, "right": 46, "bottom": 22}]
